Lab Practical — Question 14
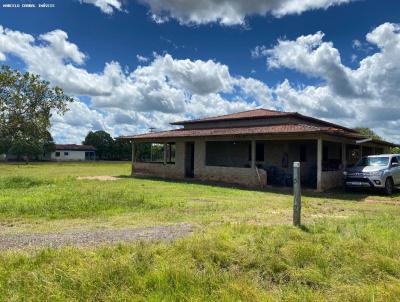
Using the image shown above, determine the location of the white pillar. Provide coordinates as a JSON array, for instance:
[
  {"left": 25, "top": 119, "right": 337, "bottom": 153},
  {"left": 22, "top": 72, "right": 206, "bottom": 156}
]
[
  {"left": 341, "top": 143, "right": 347, "bottom": 170},
  {"left": 317, "top": 138, "right": 323, "bottom": 192},
  {"left": 251, "top": 140, "right": 256, "bottom": 168}
]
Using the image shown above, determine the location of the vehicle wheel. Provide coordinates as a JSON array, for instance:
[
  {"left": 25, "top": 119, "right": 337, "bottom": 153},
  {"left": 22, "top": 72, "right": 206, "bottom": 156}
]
[{"left": 384, "top": 178, "right": 394, "bottom": 196}]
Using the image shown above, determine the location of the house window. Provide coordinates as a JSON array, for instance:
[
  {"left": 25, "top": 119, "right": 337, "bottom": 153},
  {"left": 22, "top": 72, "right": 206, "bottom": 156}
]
[
  {"left": 64, "top": 152, "right": 69, "bottom": 156},
  {"left": 300, "top": 145, "right": 307, "bottom": 162},
  {"left": 206, "top": 141, "right": 251, "bottom": 167},
  {"left": 85, "top": 151, "right": 95, "bottom": 160},
  {"left": 256, "top": 142, "right": 264, "bottom": 161},
  {"left": 135, "top": 143, "right": 164, "bottom": 163},
  {"left": 55, "top": 152, "right": 60, "bottom": 157},
  {"left": 150, "top": 143, "right": 164, "bottom": 162}
]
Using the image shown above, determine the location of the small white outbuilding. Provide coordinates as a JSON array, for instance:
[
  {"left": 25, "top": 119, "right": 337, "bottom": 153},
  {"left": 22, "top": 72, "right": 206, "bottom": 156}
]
[{"left": 51, "top": 144, "right": 96, "bottom": 161}]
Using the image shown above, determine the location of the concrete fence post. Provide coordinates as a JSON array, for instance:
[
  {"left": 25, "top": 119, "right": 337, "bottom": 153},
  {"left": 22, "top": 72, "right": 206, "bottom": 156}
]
[{"left": 293, "top": 161, "right": 301, "bottom": 227}]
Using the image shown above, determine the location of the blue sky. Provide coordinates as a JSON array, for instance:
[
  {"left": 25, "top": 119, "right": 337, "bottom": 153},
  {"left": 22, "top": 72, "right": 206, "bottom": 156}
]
[{"left": 0, "top": 0, "right": 400, "bottom": 143}]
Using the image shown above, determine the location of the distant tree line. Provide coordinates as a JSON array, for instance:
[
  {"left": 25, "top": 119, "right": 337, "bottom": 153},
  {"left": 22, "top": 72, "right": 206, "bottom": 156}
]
[
  {"left": 82, "top": 130, "right": 131, "bottom": 161},
  {"left": 354, "top": 127, "right": 382, "bottom": 140}
]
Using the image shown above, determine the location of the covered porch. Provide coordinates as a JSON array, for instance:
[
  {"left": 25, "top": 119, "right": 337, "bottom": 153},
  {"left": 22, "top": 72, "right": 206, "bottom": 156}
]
[{"left": 130, "top": 134, "right": 391, "bottom": 191}]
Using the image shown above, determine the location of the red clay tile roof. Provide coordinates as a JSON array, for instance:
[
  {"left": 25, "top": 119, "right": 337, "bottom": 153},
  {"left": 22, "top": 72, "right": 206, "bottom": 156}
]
[
  {"left": 121, "top": 124, "right": 348, "bottom": 140},
  {"left": 55, "top": 144, "right": 96, "bottom": 151},
  {"left": 171, "top": 108, "right": 290, "bottom": 125}
]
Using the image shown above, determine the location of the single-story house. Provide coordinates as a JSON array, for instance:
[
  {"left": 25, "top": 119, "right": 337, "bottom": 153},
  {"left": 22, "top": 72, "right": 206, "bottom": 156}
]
[
  {"left": 49, "top": 144, "right": 96, "bottom": 161},
  {"left": 1, "top": 144, "right": 96, "bottom": 162},
  {"left": 121, "top": 109, "right": 397, "bottom": 191}
]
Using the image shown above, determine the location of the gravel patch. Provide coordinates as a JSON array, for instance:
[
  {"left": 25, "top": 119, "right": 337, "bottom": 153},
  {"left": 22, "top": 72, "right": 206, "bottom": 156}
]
[
  {"left": 0, "top": 224, "right": 193, "bottom": 250},
  {"left": 364, "top": 199, "right": 400, "bottom": 205},
  {"left": 77, "top": 176, "right": 119, "bottom": 181}
]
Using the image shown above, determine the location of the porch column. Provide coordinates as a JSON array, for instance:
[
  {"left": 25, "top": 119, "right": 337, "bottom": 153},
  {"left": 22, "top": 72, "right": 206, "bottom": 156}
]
[
  {"left": 341, "top": 143, "right": 347, "bottom": 170},
  {"left": 359, "top": 145, "right": 363, "bottom": 159},
  {"left": 317, "top": 138, "right": 323, "bottom": 192},
  {"left": 163, "top": 143, "right": 167, "bottom": 165},
  {"left": 251, "top": 140, "right": 256, "bottom": 168},
  {"left": 131, "top": 141, "right": 135, "bottom": 176}
]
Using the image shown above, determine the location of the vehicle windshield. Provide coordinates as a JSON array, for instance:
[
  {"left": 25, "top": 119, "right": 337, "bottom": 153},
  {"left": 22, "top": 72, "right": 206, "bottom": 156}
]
[{"left": 356, "top": 156, "right": 389, "bottom": 167}]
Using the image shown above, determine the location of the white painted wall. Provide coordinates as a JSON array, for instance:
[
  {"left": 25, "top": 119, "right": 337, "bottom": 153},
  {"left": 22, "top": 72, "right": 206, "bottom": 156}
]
[{"left": 51, "top": 150, "right": 88, "bottom": 161}]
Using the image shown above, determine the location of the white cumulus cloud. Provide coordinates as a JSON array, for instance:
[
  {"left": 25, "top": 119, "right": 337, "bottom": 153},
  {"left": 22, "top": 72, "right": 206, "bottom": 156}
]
[
  {"left": 256, "top": 22, "right": 400, "bottom": 142},
  {"left": 79, "top": 0, "right": 354, "bottom": 25},
  {"left": 138, "top": 0, "right": 354, "bottom": 26},
  {"left": 0, "top": 26, "right": 273, "bottom": 143},
  {"left": 2, "top": 23, "right": 400, "bottom": 144},
  {"left": 80, "top": 0, "right": 123, "bottom": 14}
]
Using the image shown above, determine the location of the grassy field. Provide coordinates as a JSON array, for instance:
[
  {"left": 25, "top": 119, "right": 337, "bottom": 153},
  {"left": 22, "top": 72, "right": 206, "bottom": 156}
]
[{"left": 0, "top": 162, "right": 400, "bottom": 301}]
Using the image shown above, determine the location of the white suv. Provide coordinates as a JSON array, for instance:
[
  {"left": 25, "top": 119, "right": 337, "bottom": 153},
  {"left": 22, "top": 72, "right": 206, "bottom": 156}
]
[{"left": 344, "top": 154, "right": 400, "bottom": 195}]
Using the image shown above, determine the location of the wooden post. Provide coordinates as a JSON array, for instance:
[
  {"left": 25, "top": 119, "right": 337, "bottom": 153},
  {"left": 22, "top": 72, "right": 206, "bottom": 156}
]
[
  {"left": 251, "top": 140, "right": 256, "bottom": 169},
  {"left": 293, "top": 161, "right": 301, "bottom": 227},
  {"left": 317, "top": 138, "right": 323, "bottom": 192}
]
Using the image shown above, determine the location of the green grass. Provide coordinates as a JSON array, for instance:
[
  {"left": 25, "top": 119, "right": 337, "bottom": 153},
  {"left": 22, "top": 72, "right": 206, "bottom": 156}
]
[{"left": 0, "top": 162, "right": 400, "bottom": 301}]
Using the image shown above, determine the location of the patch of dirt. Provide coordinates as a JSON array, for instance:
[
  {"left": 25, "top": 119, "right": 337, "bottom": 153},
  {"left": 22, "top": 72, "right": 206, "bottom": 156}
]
[
  {"left": 0, "top": 224, "right": 193, "bottom": 250},
  {"left": 364, "top": 199, "right": 400, "bottom": 206},
  {"left": 189, "top": 198, "right": 215, "bottom": 203},
  {"left": 77, "top": 176, "right": 119, "bottom": 181}
]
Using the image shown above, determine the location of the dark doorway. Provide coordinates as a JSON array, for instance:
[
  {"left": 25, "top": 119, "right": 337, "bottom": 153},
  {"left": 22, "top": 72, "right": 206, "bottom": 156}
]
[{"left": 185, "top": 142, "right": 195, "bottom": 178}]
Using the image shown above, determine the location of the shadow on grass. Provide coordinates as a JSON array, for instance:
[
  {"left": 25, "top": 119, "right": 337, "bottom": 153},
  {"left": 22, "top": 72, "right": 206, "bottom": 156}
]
[{"left": 117, "top": 174, "right": 400, "bottom": 202}]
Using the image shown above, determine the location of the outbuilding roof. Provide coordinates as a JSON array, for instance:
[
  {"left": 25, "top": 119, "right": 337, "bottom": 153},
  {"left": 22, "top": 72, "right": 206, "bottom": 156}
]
[{"left": 55, "top": 144, "right": 96, "bottom": 151}]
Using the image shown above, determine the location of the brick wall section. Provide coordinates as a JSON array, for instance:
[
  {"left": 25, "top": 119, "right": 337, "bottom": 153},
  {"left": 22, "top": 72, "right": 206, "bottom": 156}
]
[
  {"left": 321, "top": 171, "right": 343, "bottom": 190},
  {"left": 133, "top": 162, "right": 185, "bottom": 179}
]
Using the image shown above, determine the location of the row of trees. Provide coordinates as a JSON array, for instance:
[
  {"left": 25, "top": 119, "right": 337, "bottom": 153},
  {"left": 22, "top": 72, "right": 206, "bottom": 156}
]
[
  {"left": 82, "top": 130, "right": 131, "bottom": 160},
  {"left": 355, "top": 128, "right": 400, "bottom": 153}
]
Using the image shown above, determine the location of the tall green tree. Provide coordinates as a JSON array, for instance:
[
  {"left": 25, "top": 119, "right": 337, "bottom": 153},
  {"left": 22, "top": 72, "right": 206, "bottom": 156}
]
[
  {"left": 82, "top": 130, "right": 114, "bottom": 160},
  {"left": 0, "top": 66, "right": 73, "bottom": 160},
  {"left": 112, "top": 138, "right": 131, "bottom": 160},
  {"left": 354, "top": 127, "right": 382, "bottom": 140}
]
